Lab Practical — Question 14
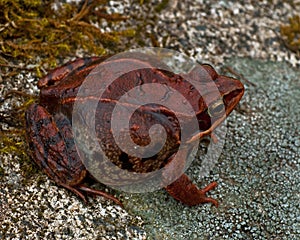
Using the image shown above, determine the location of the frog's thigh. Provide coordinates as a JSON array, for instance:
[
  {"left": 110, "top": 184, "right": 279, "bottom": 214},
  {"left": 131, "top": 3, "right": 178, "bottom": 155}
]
[{"left": 25, "top": 104, "right": 85, "bottom": 185}]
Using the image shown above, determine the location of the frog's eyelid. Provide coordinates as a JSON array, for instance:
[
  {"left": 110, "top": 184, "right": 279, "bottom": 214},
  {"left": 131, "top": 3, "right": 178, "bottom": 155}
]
[{"left": 208, "top": 98, "right": 225, "bottom": 117}]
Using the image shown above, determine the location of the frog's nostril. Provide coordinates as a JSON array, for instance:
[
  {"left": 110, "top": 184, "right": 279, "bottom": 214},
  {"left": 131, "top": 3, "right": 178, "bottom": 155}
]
[{"left": 47, "top": 79, "right": 57, "bottom": 86}]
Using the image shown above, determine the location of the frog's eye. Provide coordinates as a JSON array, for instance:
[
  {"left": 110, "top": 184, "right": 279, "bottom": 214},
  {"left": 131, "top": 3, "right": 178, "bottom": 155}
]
[{"left": 208, "top": 99, "right": 225, "bottom": 118}]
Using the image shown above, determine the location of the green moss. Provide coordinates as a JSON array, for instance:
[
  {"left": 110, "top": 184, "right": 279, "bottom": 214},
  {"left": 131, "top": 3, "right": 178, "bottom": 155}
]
[
  {"left": 0, "top": 92, "right": 39, "bottom": 178},
  {"left": 0, "top": 0, "right": 135, "bottom": 75},
  {"left": 0, "top": 0, "right": 169, "bottom": 179},
  {"left": 154, "top": 0, "right": 169, "bottom": 13},
  {"left": 0, "top": 130, "right": 40, "bottom": 180},
  {"left": 0, "top": 0, "right": 136, "bottom": 176},
  {"left": 280, "top": 15, "right": 300, "bottom": 52},
  {"left": 0, "top": 165, "right": 4, "bottom": 178}
]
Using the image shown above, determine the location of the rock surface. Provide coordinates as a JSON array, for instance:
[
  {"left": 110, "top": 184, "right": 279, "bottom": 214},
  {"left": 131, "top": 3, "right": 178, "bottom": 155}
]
[{"left": 1, "top": 1, "right": 300, "bottom": 239}]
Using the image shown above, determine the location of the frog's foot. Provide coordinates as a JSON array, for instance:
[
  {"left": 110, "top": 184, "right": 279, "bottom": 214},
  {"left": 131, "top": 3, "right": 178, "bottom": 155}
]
[
  {"left": 60, "top": 183, "right": 123, "bottom": 207},
  {"left": 77, "top": 185, "right": 123, "bottom": 207},
  {"left": 165, "top": 174, "right": 218, "bottom": 207},
  {"left": 60, "top": 183, "right": 88, "bottom": 202}
]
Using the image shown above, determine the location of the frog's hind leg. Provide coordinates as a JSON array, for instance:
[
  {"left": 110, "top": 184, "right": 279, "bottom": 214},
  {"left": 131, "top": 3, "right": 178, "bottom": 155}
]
[
  {"left": 25, "top": 103, "right": 78, "bottom": 183},
  {"left": 25, "top": 104, "right": 122, "bottom": 206},
  {"left": 54, "top": 112, "right": 123, "bottom": 206},
  {"left": 165, "top": 174, "right": 218, "bottom": 207}
]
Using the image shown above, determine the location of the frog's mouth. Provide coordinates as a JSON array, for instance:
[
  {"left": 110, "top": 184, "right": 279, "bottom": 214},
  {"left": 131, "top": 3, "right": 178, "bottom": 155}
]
[{"left": 186, "top": 114, "right": 227, "bottom": 144}]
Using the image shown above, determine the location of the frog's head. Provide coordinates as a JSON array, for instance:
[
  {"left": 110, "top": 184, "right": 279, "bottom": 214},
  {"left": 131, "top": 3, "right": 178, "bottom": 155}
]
[{"left": 185, "top": 64, "right": 244, "bottom": 143}]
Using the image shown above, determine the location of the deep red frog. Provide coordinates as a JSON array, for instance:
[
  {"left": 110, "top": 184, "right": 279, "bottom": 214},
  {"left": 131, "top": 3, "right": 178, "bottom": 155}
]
[{"left": 25, "top": 54, "right": 244, "bottom": 207}]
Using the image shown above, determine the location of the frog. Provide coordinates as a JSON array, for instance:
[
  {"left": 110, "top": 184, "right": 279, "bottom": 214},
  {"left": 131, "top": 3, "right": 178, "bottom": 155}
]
[{"left": 25, "top": 54, "right": 244, "bottom": 207}]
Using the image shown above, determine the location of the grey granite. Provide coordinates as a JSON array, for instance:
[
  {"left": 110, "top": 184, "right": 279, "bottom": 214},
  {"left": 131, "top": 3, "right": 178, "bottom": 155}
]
[
  {"left": 120, "top": 57, "right": 300, "bottom": 239},
  {"left": 1, "top": 0, "right": 300, "bottom": 239}
]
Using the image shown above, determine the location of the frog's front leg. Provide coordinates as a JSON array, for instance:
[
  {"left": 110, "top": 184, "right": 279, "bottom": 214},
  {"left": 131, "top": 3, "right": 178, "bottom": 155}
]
[
  {"left": 165, "top": 174, "right": 218, "bottom": 207},
  {"left": 162, "top": 148, "right": 218, "bottom": 206},
  {"left": 25, "top": 104, "right": 122, "bottom": 206}
]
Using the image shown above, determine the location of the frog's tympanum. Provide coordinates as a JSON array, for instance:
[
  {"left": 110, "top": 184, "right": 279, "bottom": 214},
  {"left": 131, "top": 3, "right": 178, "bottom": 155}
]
[{"left": 25, "top": 54, "right": 244, "bottom": 207}]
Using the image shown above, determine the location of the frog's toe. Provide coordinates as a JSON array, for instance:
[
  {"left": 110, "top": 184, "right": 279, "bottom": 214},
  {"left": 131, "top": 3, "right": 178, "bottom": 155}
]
[
  {"left": 60, "top": 183, "right": 88, "bottom": 203},
  {"left": 77, "top": 185, "right": 123, "bottom": 207}
]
